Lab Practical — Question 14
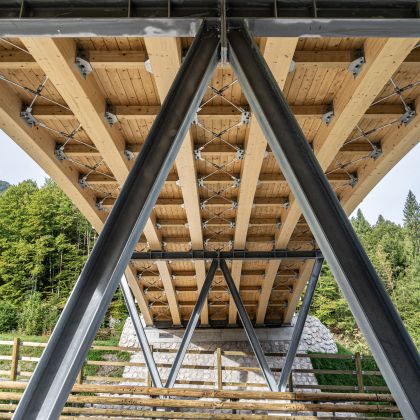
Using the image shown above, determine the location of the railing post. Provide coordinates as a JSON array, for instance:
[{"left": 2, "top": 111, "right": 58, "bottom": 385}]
[
  {"left": 355, "top": 352, "right": 364, "bottom": 392},
  {"left": 147, "top": 345, "right": 153, "bottom": 387},
  {"left": 216, "top": 347, "right": 222, "bottom": 391},
  {"left": 288, "top": 371, "right": 294, "bottom": 392},
  {"left": 10, "top": 337, "right": 20, "bottom": 381},
  {"left": 76, "top": 362, "right": 84, "bottom": 385}
]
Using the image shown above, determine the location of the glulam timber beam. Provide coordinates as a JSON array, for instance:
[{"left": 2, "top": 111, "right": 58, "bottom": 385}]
[
  {"left": 31, "top": 103, "right": 406, "bottom": 122},
  {"left": 144, "top": 37, "right": 209, "bottom": 325},
  {"left": 256, "top": 37, "right": 420, "bottom": 325},
  {"left": 0, "top": 79, "right": 152, "bottom": 325},
  {"left": 228, "top": 37, "right": 298, "bottom": 325},
  {"left": 341, "top": 99, "right": 420, "bottom": 215},
  {"left": 22, "top": 37, "right": 181, "bottom": 325},
  {"left": 1, "top": 49, "right": 419, "bottom": 70}
]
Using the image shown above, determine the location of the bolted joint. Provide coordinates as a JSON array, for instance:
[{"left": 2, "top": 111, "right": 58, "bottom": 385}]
[
  {"left": 124, "top": 147, "right": 135, "bottom": 161},
  {"left": 95, "top": 198, "right": 105, "bottom": 211},
  {"left": 235, "top": 148, "right": 245, "bottom": 160},
  {"left": 197, "top": 177, "right": 205, "bottom": 187},
  {"left": 75, "top": 51, "right": 92, "bottom": 79},
  {"left": 240, "top": 110, "right": 250, "bottom": 125},
  {"left": 104, "top": 104, "right": 118, "bottom": 127},
  {"left": 348, "top": 173, "right": 358, "bottom": 188},
  {"left": 54, "top": 144, "right": 66, "bottom": 161},
  {"left": 348, "top": 51, "right": 365, "bottom": 78},
  {"left": 370, "top": 143, "right": 383, "bottom": 160},
  {"left": 400, "top": 105, "right": 416, "bottom": 125},
  {"left": 194, "top": 149, "right": 203, "bottom": 160},
  {"left": 78, "top": 175, "right": 88, "bottom": 189},
  {"left": 322, "top": 105, "right": 335, "bottom": 126},
  {"left": 20, "top": 107, "right": 38, "bottom": 128}
]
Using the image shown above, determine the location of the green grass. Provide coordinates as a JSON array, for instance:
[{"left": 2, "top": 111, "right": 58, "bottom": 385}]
[{"left": 309, "top": 343, "right": 387, "bottom": 391}]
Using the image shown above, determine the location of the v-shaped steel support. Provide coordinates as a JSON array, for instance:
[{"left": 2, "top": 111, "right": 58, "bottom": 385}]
[
  {"left": 277, "top": 257, "right": 324, "bottom": 391},
  {"left": 228, "top": 21, "right": 420, "bottom": 419},
  {"left": 120, "top": 275, "right": 162, "bottom": 388},
  {"left": 13, "top": 22, "right": 219, "bottom": 420},
  {"left": 219, "top": 259, "right": 277, "bottom": 391}
]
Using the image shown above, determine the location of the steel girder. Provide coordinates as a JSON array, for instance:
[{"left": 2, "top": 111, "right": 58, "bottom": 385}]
[
  {"left": 12, "top": 22, "right": 219, "bottom": 420},
  {"left": 277, "top": 258, "right": 324, "bottom": 391},
  {"left": 227, "top": 21, "right": 420, "bottom": 419}
]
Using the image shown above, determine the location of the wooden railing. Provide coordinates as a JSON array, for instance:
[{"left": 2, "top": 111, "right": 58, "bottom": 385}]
[
  {"left": 0, "top": 338, "right": 388, "bottom": 393},
  {"left": 0, "top": 338, "right": 398, "bottom": 418}
]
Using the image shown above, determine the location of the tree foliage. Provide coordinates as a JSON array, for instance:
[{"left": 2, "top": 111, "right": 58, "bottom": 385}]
[{"left": 311, "top": 191, "right": 420, "bottom": 351}]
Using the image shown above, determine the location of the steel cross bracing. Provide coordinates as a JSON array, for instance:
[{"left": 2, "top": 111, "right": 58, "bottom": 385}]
[
  {"left": 12, "top": 22, "right": 220, "bottom": 420},
  {"left": 227, "top": 21, "right": 420, "bottom": 419}
]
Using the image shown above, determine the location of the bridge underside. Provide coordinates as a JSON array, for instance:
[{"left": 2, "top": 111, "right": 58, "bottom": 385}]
[{"left": 0, "top": 4, "right": 419, "bottom": 418}]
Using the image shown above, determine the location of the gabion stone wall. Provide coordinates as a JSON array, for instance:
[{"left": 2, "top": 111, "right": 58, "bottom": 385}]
[{"left": 119, "top": 315, "right": 337, "bottom": 391}]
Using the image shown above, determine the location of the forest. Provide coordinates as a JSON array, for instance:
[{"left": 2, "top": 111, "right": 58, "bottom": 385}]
[{"left": 0, "top": 179, "right": 418, "bottom": 351}]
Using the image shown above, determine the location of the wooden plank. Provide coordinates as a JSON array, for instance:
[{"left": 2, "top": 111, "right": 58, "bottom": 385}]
[
  {"left": 143, "top": 37, "right": 208, "bottom": 324},
  {"left": 256, "top": 38, "right": 419, "bottom": 325},
  {"left": 21, "top": 37, "right": 174, "bottom": 325},
  {"left": 228, "top": 37, "right": 299, "bottom": 324}
]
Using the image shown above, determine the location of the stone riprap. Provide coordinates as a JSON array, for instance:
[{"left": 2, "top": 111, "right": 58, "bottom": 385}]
[{"left": 118, "top": 315, "right": 337, "bottom": 391}]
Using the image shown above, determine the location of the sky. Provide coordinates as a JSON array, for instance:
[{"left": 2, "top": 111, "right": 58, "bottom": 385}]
[{"left": 0, "top": 129, "right": 419, "bottom": 225}]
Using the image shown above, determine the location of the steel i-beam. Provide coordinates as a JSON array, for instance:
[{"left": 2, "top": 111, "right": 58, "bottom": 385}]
[
  {"left": 120, "top": 275, "right": 162, "bottom": 388},
  {"left": 228, "top": 22, "right": 420, "bottom": 419},
  {"left": 165, "top": 259, "right": 218, "bottom": 388},
  {"left": 278, "top": 258, "right": 324, "bottom": 391},
  {"left": 219, "top": 259, "right": 277, "bottom": 392},
  {"left": 13, "top": 22, "right": 219, "bottom": 420}
]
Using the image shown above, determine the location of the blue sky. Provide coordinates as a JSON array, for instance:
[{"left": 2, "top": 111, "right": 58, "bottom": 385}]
[{"left": 1, "top": 129, "right": 419, "bottom": 225}]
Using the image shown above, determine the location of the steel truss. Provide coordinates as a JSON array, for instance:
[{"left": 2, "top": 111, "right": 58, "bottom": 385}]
[{"left": 11, "top": 17, "right": 420, "bottom": 420}]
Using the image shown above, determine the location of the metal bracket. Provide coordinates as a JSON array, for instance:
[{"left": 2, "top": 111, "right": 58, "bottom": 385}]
[
  {"left": 78, "top": 175, "right": 88, "bottom": 189},
  {"left": 194, "top": 148, "right": 203, "bottom": 160},
  {"left": 348, "top": 173, "right": 358, "bottom": 188},
  {"left": 95, "top": 198, "right": 105, "bottom": 211},
  {"left": 197, "top": 177, "right": 205, "bottom": 187},
  {"left": 124, "top": 146, "right": 135, "bottom": 161},
  {"left": 348, "top": 51, "right": 365, "bottom": 78},
  {"left": 105, "top": 104, "right": 118, "bottom": 127},
  {"left": 144, "top": 58, "right": 153, "bottom": 74},
  {"left": 400, "top": 104, "right": 416, "bottom": 125},
  {"left": 75, "top": 51, "right": 93, "bottom": 79},
  {"left": 240, "top": 110, "right": 250, "bottom": 125},
  {"left": 233, "top": 177, "right": 241, "bottom": 188},
  {"left": 20, "top": 107, "right": 38, "bottom": 127},
  {"left": 235, "top": 148, "right": 245, "bottom": 160},
  {"left": 322, "top": 105, "right": 335, "bottom": 126},
  {"left": 370, "top": 143, "right": 383, "bottom": 160},
  {"left": 54, "top": 144, "right": 66, "bottom": 161}
]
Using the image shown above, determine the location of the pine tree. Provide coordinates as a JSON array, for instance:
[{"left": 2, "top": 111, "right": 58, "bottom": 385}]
[{"left": 403, "top": 190, "right": 420, "bottom": 258}]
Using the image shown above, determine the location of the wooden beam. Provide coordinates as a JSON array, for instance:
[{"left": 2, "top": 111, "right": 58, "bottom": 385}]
[
  {"left": 0, "top": 79, "right": 152, "bottom": 325},
  {"left": 228, "top": 37, "right": 299, "bottom": 325},
  {"left": 31, "top": 103, "right": 406, "bottom": 122},
  {"left": 144, "top": 37, "right": 209, "bottom": 325},
  {"left": 341, "top": 100, "right": 420, "bottom": 215},
  {"left": 2, "top": 48, "right": 418, "bottom": 70},
  {"left": 22, "top": 37, "right": 181, "bottom": 325},
  {"left": 256, "top": 38, "right": 419, "bottom": 325}
]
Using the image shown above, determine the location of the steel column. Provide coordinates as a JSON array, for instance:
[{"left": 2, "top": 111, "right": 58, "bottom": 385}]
[
  {"left": 165, "top": 260, "right": 218, "bottom": 388},
  {"left": 120, "top": 275, "right": 162, "bottom": 388},
  {"left": 277, "top": 258, "right": 324, "bottom": 391},
  {"left": 228, "top": 22, "right": 420, "bottom": 419},
  {"left": 13, "top": 22, "right": 219, "bottom": 420},
  {"left": 131, "top": 250, "right": 320, "bottom": 261},
  {"left": 219, "top": 259, "right": 277, "bottom": 392}
]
